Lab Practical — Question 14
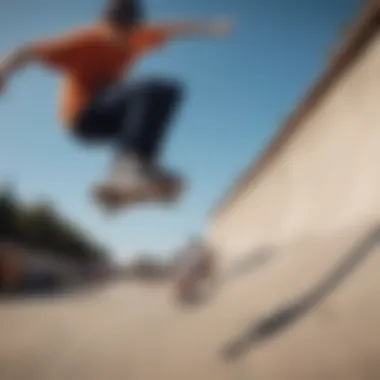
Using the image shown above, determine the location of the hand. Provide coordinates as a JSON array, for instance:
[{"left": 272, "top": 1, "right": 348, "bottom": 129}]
[
  {"left": 0, "top": 65, "right": 7, "bottom": 95},
  {"left": 0, "top": 79, "right": 5, "bottom": 95},
  {"left": 210, "top": 18, "right": 234, "bottom": 38}
]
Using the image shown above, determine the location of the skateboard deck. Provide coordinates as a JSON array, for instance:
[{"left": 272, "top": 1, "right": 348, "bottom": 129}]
[{"left": 92, "top": 175, "right": 184, "bottom": 212}]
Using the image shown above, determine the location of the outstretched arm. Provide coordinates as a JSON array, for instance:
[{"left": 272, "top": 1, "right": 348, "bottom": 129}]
[
  {"left": 0, "top": 28, "right": 95, "bottom": 93},
  {"left": 0, "top": 41, "right": 62, "bottom": 93},
  {"left": 159, "top": 18, "right": 234, "bottom": 39},
  {"left": 132, "top": 18, "right": 234, "bottom": 56},
  {"left": 0, "top": 45, "right": 38, "bottom": 90}
]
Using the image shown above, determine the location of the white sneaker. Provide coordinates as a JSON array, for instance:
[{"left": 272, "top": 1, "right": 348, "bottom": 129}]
[
  {"left": 95, "top": 155, "right": 184, "bottom": 207},
  {"left": 107, "top": 154, "right": 150, "bottom": 192}
]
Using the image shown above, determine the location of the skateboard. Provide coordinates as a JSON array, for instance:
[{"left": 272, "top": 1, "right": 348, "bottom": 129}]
[{"left": 92, "top": 175, "right": 185, "bottom": 213}]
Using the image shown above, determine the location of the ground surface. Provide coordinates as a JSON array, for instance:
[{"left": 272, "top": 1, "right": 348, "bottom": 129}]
[{"left": 1, "top": 223, "right": 380, "bottom": 380}]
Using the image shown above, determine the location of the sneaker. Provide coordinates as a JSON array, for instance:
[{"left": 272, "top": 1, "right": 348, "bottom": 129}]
[
  {"left": 147, "top": 164, "right": 182, "bottom": 193},
  {"left": 107, "top": 153, "right": 149, "bottom": 191},
  {"left": 94, "top": 155, "right": 184, "bottom": 207}
]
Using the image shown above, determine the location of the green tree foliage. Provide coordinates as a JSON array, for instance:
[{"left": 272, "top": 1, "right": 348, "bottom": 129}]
[
  {"left": 0, "top": 186, "right": 108, "bottom": 264},
  {"left": 0, "top": 185, "right": 22, "bottom": 241}
]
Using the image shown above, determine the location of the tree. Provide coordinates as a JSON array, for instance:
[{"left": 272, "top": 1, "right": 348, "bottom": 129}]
[
  {"left": 0, "top": 186, "right": 22, "bottom": 241},
  {"left": 0, "top": 186, "right": 109, "bottom": 265}
]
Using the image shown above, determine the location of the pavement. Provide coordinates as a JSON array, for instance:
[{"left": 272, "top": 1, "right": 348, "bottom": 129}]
[{"left": 1, "top": 222, "right": 380, "bottom": 380}]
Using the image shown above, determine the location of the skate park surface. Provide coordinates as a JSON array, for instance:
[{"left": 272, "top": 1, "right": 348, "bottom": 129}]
[
  {"left": 1, "top": 224, "right": 380, "bottom": 380},
  {"left": 3, "top": 4, "right": 380, "bottom": 380}
]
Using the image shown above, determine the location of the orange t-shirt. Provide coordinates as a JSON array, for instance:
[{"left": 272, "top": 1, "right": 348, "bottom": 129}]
[{"left": 34, "top": 24, "right": 170, "bottom": 127}]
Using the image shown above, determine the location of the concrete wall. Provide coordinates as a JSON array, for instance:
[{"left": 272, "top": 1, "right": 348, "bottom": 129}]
[{"left": 208, "top": 31, "right": 380, "bottom": 265}]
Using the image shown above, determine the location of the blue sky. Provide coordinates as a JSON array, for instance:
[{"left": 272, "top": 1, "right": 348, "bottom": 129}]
[{"left": 0, "top": 0, "right": 362, "bottom": 262}]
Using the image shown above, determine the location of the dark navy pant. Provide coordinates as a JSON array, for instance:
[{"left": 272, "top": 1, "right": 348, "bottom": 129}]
[{"left": 73, "top": 78, "right": 184, "bottom": 163}]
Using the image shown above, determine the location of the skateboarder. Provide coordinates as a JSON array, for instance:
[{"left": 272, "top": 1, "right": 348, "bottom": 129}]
[{"left": 0, "top": 0, "right": 233, "bottom": 209}]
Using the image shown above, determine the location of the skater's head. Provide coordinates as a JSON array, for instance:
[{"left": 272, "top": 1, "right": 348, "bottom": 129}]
[{"left": 103, "top": 0, "right": 144, "bottom": 29}]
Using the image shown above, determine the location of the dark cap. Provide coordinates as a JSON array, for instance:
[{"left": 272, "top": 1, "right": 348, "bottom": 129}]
[{"left": 104, "top": 0, "right": 144, "bottom": 28}]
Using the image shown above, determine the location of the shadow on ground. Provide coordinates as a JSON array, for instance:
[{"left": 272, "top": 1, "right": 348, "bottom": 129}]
[
  {"left": 220, "top": 225, "right": 380, "bottom": 361},
  {"left": 221, "top": 247, "right": 274, "bottom": 283}
]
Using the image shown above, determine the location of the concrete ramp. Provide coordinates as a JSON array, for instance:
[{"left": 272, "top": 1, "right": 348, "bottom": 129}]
[
  {"left": 208, "top": 2, "right": 380, "bottom": 265},
  {"left": 219, "top": 224, "right": 380, "bottom": 378},
  {"left": 204, "top": 2, "right": 380, "bottom": 377}
]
